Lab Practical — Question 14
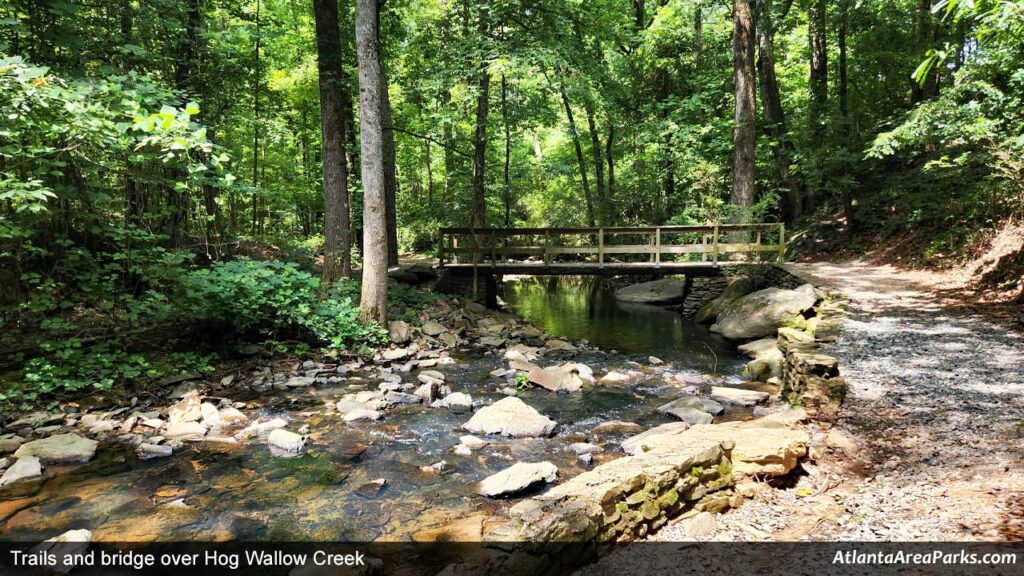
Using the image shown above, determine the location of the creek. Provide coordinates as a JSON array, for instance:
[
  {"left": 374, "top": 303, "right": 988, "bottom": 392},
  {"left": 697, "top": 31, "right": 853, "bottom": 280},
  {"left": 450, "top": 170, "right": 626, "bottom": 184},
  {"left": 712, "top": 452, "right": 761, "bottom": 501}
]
[{"left": 0, "top": 277, "right": 747, "bottom": 542}]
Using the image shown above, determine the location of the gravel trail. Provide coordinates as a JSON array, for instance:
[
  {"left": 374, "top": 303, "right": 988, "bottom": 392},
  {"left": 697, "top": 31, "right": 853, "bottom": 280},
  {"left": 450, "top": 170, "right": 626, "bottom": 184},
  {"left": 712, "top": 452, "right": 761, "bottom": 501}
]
[{"left": 662, "top": 260, "right": 1024, "bottom": 542}]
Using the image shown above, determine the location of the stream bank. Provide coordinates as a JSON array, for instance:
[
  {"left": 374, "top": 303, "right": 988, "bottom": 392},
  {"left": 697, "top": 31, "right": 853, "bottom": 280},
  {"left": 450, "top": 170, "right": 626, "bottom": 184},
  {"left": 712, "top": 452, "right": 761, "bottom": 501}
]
[{"left": 1, "top": 266, "right": 844, "bottom": 565}]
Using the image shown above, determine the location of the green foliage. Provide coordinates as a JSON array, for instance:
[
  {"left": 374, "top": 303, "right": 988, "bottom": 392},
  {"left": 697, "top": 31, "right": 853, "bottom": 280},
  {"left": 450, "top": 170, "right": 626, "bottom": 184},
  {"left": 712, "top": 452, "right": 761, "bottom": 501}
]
[{"left": 181, "top": 259, "right": 387, "bottom": 351}]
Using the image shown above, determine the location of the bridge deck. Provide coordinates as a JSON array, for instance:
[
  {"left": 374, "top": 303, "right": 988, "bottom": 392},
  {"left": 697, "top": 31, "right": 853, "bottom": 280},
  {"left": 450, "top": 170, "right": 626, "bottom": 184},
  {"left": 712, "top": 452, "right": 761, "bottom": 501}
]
[{"left": 440, "top": 261, "right": 741, "bottom": 276}]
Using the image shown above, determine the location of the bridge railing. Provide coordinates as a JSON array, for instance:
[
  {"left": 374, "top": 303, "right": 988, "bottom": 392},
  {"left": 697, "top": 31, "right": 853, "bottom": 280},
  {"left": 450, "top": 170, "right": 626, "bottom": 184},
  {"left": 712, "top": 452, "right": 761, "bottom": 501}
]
[{"left": 437, "top": 223, "right": 785, "bottom": 268}]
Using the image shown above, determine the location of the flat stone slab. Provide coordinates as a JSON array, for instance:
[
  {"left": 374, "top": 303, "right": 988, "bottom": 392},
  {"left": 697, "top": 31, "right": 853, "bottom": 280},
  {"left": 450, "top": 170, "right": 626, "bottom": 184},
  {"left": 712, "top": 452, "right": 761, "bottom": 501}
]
[
  {"left": 462, "top": 397, "right": 557, "bottom": 438},
  {"left": 478, "top": 462, "right": 558, "bottom": 497},
  {"left": 621, "top": 409, "right": 809, "bottom": 476},
  {"left": 14, "top": 433, "right": 97, "bottom": 464},
  {"left": 658, "top": 396, "right": 724, "bottom": 417},
  {"left": 710, "top": 386, "right": 770, "bottom": 406}
]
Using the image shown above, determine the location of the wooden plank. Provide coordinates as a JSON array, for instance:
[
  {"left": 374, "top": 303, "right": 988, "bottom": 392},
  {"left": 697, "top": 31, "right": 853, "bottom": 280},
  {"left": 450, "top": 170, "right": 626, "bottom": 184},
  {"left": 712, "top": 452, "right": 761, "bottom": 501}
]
[
  {"left": 439, "top": 223, "right": 780, "bottom": 235},
  {"left": 446, "top": 243, "right": 781, "bottom": 258}
]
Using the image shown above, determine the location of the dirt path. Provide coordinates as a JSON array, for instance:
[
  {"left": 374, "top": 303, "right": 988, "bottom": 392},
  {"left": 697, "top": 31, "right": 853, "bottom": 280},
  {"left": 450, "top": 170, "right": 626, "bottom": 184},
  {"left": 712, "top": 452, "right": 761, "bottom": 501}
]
[{"left": 701, "top": 260, "right": 1024, "bottom": 542}]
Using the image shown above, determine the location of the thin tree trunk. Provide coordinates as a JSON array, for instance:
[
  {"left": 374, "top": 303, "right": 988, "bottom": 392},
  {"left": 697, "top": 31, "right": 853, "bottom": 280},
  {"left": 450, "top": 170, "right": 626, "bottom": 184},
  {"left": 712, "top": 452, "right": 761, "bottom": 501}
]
[
  {"left": 314, "top": 0, "right": 352, "bottom": 281},
  {"left": 808, "top": 0, "right": 828, "bottom": 141},
  {"left": 757, "top": 0, "right": 803, "bottom": 222},
  {"left": 355, "top": 0, "right": 388, "bottom": 324},
  {"left": 839, "top": 0, "right": 857, "bottom": 234},
  {"left": 605, "top": 120, "right": 615, "bottom": 206},
  {"left": 501, "top": 74, "right": 512, "bottom": 226},
  {"left": 377, "top": 1, "right": 398, "bottom": 267},
  {"left": 251, "top": 0, "right": 262, "bottom": 235},
  {"left": 558, "top": 82, "right": 595, "bottom": 227},
  {"left": 911, "top": 0, "right": 938, "bottom": 103},
  {"left": 441, "top": 87, "right": 455, "bottom": 207},
  {"left": 471, "top": 60, "right": 490, "bottom": 228},
  {"left": 731, "top": 0, "right": 756, "bottom": 228},
  {"left": 583, "top": 97, "right": 606, "bottom": 225}
]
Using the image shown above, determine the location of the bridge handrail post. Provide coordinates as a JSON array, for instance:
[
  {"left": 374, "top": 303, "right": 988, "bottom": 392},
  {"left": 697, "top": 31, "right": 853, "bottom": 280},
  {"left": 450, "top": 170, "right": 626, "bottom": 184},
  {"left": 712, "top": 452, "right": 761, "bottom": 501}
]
[
  {"left": 778, "top": 222, "right": 786, "bottom": 263},
  {"left": 655, "top": 227, "right": 661, "bottom": 267},
  {"left": 598, "top": 228, "right": 604, "bottom": 266},
  {"left": 712, "top": 225, "right": 720, "bottom": 264},
  {"left": 544, "top": 230, "right": 550, "bottom": 266}
]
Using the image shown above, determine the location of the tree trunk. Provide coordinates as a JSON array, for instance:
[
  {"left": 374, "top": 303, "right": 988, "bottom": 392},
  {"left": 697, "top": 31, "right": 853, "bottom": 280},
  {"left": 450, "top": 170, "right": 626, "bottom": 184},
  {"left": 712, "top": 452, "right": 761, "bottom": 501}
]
[
  {"left": 606, "top": 120, "right": 615, "bottom": 206},
  {"left": 583, "top": 97, "right": 606, "bottom": 225},
  {"left": 558, "top": 82, "right": 596, "bottom": 227},
  {"left": 251, "top": 0, "right": 262, "bottom": 235},
  {"left": 911, "top": 0, "right": 939, "bottom": 103},
  {"left": 355, "top": 0, "right": 388, "bottom": 324},
  {"left": 731, "top": 0, "right": 757, "bottom": 227},
  {"left": 471, "top": 60, "right": 490, "bottom": 228},
  {"left": 757, "top": 0, "right": 803, "bottom": 223},
  {"left": 501, "top": 74, "right": 512, "bottom": 226},
  {"left": 839, "top": 0, "right": 857, "bottom": 234},
  {"left": 377, "top": 1, "right": 399, "bottom": 266},
  {"left": 808, "top": 0, "right": 828, "bottom": 141},
  {"left": 314, "top": 0, "right": 352, "bottom": 282}
]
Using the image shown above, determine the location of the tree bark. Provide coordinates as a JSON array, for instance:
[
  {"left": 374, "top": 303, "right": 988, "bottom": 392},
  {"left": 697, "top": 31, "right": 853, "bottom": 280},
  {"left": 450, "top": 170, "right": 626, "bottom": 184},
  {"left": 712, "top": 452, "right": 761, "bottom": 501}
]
[
  {"left": 558, "top": 82, "right": 596, "bottom": 227},
  {"left": 911, "top": 0, "right": 938, "bottom": 103},
  {"left": 436, "top": 88, "right": 453, "bottom": 209},
  {"left": 583, "top": 96, "right": 606, "bottom": 225},
  {"left": 471, "top": 60, "right": 490, "bottom": 228},
  {"left": 757, "top": 0, "right": 802, "bottom": 223},
  {"left": 377, "top": 0, "right": 399, "bottom": 266},
  {"left": 808, "top": 0, "right": 828, "bottom": 141},
  {"left": 731, "top": 0, "right": 757, "bottom": 227},
  {"left": 501, "top": 74, "right": 512, "bottom": 226},
  {"left": 355, "top": 0, "right": 388, "bottom": 324},
  {"left": 313, "top": 0, "right": 352, "bottom": 281},
  {"left": 251, "top": 0, "right": 262, "bottom": 234},
  {"left": 839, "top": 0, "right": 857, "bottom": 234}
]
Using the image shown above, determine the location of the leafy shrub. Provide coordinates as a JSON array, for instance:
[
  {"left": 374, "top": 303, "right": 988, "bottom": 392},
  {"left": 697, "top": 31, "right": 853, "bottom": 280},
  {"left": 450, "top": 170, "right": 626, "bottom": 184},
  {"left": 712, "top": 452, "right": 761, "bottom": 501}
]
[{"left": 180, "top": 259, "right": 386, "bottom": 350}]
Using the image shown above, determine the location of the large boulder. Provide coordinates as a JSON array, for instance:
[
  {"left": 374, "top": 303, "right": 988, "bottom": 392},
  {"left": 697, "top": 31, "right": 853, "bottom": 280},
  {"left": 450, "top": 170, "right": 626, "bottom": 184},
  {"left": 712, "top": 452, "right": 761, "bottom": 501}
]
[
  {"left": 478, "top": 461, "right": 558, "bottom": 497},
  {"left": 710, "top": 386, "right": 770, "bottom": 406},
  {"left": 615, "top": 279, "right": 687, "bottom": 305},
  {"left": 388, "top": 320, "right": 411, "bottom": 344},
  {"left": 695, "top": 277, "right": 755, "bottom": 324},
  {"left": 462, "top": 397, "right": 557, "bottom": 438},
  {"left": 715, "top": 284, "right": 817, "bottom": 340},
  {"left": 421, "top": 320, "right": 446, "bottom": 337},
  {"left": 14, "top": 433, "right": 97, "bottom": 464}
]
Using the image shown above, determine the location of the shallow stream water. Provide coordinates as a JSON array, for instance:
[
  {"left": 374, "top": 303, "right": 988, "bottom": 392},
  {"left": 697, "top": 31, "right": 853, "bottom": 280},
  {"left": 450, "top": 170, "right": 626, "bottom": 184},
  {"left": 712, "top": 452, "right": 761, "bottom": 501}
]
[{"left": 0, "top": 277, "right": 746, "bottom": 542}]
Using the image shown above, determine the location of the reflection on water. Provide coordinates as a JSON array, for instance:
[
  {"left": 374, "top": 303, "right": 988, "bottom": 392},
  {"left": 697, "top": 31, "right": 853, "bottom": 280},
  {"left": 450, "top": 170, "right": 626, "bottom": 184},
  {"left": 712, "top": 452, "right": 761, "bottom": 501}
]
[{"left": 503, "top": 276, "right": 741, "bottom": 372}]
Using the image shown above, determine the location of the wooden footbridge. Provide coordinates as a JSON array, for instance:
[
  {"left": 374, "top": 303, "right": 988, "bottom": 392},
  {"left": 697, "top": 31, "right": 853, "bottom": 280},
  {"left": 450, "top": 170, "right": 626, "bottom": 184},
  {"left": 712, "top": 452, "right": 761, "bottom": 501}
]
[{"left": 436, "top": 223, "right": 786, "bottom": 302}]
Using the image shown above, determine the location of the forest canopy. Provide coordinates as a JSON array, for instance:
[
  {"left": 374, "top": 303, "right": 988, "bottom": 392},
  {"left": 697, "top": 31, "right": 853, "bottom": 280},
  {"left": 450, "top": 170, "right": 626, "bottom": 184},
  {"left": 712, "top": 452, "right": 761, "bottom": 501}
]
[{"left": 1, "top": 0, "right": 1022, "bottom": 411}]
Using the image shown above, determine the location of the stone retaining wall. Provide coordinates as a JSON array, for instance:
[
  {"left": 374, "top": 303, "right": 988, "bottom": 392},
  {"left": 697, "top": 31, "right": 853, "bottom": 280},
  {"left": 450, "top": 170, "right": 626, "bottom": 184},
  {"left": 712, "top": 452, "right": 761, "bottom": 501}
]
[{"left": 488, "top": 439, "right": 732, "bottom": 543}]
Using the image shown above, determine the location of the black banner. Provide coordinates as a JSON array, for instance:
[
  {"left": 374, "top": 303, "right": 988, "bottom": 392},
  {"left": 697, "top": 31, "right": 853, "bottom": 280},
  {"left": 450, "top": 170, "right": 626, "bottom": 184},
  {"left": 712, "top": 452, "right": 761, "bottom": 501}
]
[{"left": 0, "top": 542, "right": 1021, "bottom": 576}]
